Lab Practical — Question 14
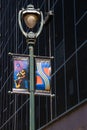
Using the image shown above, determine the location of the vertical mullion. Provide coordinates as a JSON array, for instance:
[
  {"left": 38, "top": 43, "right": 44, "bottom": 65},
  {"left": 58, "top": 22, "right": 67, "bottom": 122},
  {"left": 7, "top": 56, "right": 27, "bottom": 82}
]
[{"left": 74, "top": 0, "right": 80, "bottom": 103}]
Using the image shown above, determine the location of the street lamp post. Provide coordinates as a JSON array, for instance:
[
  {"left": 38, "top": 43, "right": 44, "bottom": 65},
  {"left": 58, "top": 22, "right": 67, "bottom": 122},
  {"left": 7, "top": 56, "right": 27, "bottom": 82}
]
[{"left": 18, "top": 4, "right": 44, "bottom": 130}]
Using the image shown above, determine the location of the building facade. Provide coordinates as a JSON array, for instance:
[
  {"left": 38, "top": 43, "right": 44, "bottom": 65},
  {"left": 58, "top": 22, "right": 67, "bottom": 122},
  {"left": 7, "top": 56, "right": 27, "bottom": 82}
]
[
  {"left": 0, "top": 0, "right": 87, "bottom": 130},
  {"left": 39, "top": 101, "right": 87, "bottom": 130}
]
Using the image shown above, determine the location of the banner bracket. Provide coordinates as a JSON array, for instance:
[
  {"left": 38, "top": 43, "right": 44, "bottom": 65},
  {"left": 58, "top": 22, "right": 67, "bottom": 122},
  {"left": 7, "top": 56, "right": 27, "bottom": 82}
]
[{"left": 8, "top": 91, "right": 55, "bottom": 97}]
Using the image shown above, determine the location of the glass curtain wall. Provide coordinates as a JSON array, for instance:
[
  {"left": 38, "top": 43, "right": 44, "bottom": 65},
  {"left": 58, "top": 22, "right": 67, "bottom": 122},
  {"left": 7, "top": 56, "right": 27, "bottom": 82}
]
[{"left": 0, "top": 0, "right": 87, "bottom": 130}]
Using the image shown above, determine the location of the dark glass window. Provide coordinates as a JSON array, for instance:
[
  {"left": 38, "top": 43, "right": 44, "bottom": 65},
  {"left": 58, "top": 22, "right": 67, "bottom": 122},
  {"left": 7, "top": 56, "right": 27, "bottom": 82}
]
[
  {"left": 56, "top": 67, "right": 66, "bottom": 115},
  {"left": 64, "top": 0, "right": 75, "bottom": 59},
  {"left": 78, "top": 43, "right": 87, "bottom": 101},
  {"left": 55, "top": 41, "right": 64, "bottom": 69},
  {"left": 54, "top": 0, "right": 63, "bottom": 47},
  {"left": 66, "top": 55, "right": 78, "bottom": 109},
  {"left": 76, "top": 0, "right": 87, "bottom": 22},
  {"left": 40, "top": 97, "right": 46, "bottom": 127},
  {"left": 76, "top": 14, "right": 87, "bottom": 47},
  {"left": 39, "top": 97, "right": 50, "bottom": 127}
]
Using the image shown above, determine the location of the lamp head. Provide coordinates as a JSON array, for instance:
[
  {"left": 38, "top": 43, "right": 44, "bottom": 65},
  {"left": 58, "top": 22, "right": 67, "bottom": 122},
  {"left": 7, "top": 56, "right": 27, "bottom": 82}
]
[
  {"left": 22, "top": 4, "right": 40, "bottom": 29},
  {"left": 18, "top": 4, "right": 44, "bottom": 38}
]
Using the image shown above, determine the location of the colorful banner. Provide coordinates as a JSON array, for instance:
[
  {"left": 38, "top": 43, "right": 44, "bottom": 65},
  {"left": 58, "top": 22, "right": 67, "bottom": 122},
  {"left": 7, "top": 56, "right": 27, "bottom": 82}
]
[
  {"left": 12, "top": 54, "right": 52, "bottom": 94},
  {"left": 35, "top": 58, "right": 51, "bottom": 93},
  {"left": 13, "top": 56, "right": 29, "bottom": 93}
]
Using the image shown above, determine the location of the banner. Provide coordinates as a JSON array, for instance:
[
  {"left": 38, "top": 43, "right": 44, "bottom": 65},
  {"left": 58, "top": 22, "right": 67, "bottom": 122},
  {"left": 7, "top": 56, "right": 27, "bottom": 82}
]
[
  {"left": 35, "top": 58, "right": 51, "bottom": 93},
  {"left": 13, "top": 56, "right": 29, "bottom": 93}
]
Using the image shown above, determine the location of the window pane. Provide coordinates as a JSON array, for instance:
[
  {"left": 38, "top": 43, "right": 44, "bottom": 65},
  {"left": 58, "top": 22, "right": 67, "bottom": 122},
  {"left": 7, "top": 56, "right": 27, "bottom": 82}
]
[
  {"left": 76, "top": 15, "right": 87, "bottom": 47},
  {"left": 76, "top": 0, "right": 87, "bottom": 22},
  {"left": 56, "top": 67, "right": 66, "bottom": 115},
  {"left": 66, "top": 55, "right": 78, "bottom": 109},
  {"left": 78, "top": 43, "right": 87, "bottom": 101},
  {"left": 64, "top": 0, "right": 75, "bottom": 58},
  {"left": 54, "top": 0, "right": 63, "bottom": 47},
  {"left": 55, "top": 41, "right": 64, "bottom": 69}
]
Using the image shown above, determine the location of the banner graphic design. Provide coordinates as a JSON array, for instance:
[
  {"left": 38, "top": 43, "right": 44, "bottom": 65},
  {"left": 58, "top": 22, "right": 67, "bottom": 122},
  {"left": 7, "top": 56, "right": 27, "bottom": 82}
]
[
  {"left": 35, "top": 58, "right": 51, "bottom": 93},
  {"left": 13, "top": 56, "right": 29, "bottom": 93}
]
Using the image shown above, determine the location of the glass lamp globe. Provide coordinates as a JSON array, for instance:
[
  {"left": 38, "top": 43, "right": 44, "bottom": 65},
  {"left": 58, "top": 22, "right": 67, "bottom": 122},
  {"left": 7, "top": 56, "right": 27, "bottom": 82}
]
[{"left": 23, "top": 13, "right": 39, "bottom": 29}]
